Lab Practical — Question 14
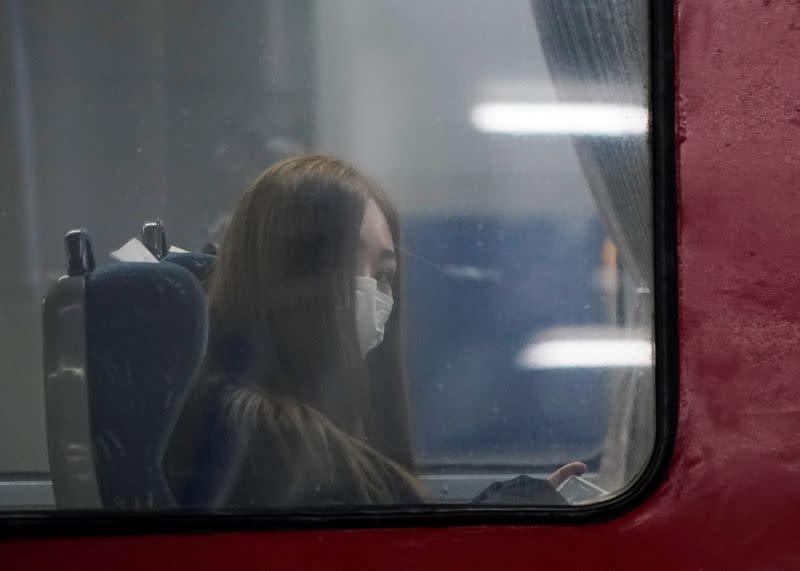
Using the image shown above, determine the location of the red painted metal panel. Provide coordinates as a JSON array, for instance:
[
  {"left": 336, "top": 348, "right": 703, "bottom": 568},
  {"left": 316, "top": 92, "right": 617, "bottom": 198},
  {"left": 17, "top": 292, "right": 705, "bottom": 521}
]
[{"left": 4, "top": 0, "right": 800, "bottom": 567}]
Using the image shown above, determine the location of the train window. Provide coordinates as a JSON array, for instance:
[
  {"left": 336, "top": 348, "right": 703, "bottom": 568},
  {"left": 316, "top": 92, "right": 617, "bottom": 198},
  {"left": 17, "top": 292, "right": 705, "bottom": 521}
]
[{"left": 0, "top": 0, "right": 660, "bottom": 516}]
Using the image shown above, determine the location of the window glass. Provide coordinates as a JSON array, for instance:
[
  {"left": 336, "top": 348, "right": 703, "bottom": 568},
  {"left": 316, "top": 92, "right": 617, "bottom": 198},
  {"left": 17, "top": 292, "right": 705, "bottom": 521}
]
[{"left": 0, "top": 0, "right": 654, "bottom": 510}]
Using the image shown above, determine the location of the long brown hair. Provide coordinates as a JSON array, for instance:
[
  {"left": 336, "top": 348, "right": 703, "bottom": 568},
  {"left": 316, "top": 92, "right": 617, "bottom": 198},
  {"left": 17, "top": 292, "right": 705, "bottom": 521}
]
[{"left": 178, "top": 155, "right": 419, "bottom": 504}]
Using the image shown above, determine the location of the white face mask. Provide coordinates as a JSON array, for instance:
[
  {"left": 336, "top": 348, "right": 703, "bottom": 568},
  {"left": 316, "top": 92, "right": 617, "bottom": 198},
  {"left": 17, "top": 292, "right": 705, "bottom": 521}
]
[{"left": 354, "top": 276, "right": 394, "bottom": 356}]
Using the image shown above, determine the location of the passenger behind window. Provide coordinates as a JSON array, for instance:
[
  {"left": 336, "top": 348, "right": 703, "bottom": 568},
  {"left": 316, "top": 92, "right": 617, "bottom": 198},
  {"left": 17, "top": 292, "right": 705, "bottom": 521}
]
[
  {"left": 164, "top": 155, "right": 421, "bottom": 507},
  {"left": 164, "top": 155, "right": 582, "bottom": 508}
]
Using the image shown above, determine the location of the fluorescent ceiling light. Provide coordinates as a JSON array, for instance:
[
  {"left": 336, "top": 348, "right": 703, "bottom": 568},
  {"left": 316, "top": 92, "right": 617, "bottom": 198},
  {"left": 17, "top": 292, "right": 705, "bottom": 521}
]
[
  {"left": 471, "top": 102, "right": 648, "bottom": 136},
  {"left": 516, "top": 334, "right": 653, "bottom": 370}
]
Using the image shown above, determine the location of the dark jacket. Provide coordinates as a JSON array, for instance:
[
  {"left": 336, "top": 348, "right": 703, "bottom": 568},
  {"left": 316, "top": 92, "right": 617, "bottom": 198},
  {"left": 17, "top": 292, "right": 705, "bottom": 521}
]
[{"left": 163, "top": 376, "right": 422, "bottom": 508}]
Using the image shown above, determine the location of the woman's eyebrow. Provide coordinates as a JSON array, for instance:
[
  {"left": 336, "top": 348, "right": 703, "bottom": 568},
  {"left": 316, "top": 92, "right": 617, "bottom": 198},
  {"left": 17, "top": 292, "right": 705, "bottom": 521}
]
[{"left": 357, "top": 237, "right": 397, "bottom": 262}]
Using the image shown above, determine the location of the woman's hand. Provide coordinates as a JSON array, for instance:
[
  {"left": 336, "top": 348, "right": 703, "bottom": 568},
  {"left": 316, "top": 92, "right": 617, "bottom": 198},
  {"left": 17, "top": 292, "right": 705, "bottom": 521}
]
[{"left": 547, "top": 461, "right": 587, "bottom": 488}]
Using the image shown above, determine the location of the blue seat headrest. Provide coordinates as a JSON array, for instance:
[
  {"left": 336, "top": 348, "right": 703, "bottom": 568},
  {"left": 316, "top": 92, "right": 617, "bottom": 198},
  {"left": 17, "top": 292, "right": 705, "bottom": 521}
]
[
  {"left": 85, "top": 261, "right": 208, "bottom": 508},
  {"left": 163, "top": 252, "right": 215, "bottom": 282}
]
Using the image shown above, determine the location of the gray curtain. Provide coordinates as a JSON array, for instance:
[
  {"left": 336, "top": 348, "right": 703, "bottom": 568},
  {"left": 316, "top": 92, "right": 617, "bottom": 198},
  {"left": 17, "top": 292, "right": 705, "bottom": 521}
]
[{"left": 531, "top": 0, "right": 654, "bottom": 489}]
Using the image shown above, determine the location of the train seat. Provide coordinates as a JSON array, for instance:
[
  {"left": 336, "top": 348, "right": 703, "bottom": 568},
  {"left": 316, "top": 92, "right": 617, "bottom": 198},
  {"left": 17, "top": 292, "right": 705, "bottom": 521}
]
[{"left": 42, "top": 229, "right": 209, "bottom": 509}]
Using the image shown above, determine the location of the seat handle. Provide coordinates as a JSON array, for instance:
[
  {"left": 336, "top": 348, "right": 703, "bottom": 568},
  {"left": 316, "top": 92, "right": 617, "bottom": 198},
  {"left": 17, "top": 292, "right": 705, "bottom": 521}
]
[
  {"left": 65, "top": 229, "right": 95, "bottom": 277},
  {"left": 142, "top": 219, "right": 168, "bottom": 260}
]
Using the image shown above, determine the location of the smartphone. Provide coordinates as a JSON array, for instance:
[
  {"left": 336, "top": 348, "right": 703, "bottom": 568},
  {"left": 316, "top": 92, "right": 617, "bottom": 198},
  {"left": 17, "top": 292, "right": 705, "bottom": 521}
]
[{"left": 556, "top": 475, "right": 608, "bottom": 504}]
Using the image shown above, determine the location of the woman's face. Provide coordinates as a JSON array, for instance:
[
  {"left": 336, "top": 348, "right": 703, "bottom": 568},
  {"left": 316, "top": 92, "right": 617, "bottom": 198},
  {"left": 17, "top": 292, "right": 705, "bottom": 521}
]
[{"left": 357, "top": 199, "right": 396, "bottom": 296}]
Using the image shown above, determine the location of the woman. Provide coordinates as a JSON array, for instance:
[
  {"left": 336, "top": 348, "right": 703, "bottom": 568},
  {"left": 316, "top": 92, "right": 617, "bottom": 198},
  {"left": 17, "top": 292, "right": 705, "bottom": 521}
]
[
  {"left": 164, "top": 155, "right": 583, "bottom": 508},
  {"left": 164, "top": 155, "right": 422, "bottom": 507}
]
